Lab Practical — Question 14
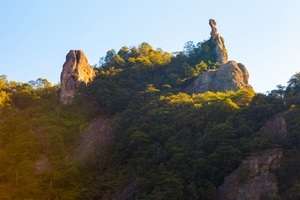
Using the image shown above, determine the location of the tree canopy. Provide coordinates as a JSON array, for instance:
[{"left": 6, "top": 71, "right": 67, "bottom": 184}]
[{"left": 2, "top": 41, "right": 300, "bottom": 199}]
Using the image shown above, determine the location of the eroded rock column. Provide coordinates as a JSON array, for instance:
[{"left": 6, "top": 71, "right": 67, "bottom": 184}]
[
  {"left": 60, "top": 50, "right": 95, "bottom": 104},
  {"left": 209, "top": 19, "right": 228, "bottom": 64}
]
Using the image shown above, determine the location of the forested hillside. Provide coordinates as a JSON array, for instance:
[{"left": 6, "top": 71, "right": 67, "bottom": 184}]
[{"left": 2, "top": 23, "right": 300, "bottom": 200}]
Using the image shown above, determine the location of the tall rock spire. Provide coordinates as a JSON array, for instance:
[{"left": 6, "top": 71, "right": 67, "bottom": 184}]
[
  {"left": 60, "top": 50, "right": 95, "bottom": 104},
  {"left": 186, "top": 19, "right": 252, "bottom": 93},
  {"left": 209, "top": 19, "right": 228, "bottom": 64}
]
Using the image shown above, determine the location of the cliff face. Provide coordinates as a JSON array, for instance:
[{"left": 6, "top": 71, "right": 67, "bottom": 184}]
[
  {"left": 217, "top": 115, "right": 289, "bottom": 200},
  {"left": 188, "top": 61, "right": 251, "bottom": 93},
  {"left": 187, "top": 20, "right": 252, "bottom": 93},
  {"left": 259, "top": 114, "right": 288, "bottom": 142},
  {"left": 74, "top": 115, "right": 112, "bottom": 165},
  {"left": 60, "top": 50, "right": 95, "bottom": 104},
  {"left": 217, "top": 149, "right": 283, "bottom": 200}
]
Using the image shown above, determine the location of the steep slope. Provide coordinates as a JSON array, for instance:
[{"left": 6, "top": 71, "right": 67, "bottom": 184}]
[
  {"left": 217, "top": 149, "right": 283, "bottom": 200},
  {"left": 74, "top": 115, "right": 113, "bottom": 166},
  {"left": 4, "top": 19, "right": 300, "bottom": 200}
]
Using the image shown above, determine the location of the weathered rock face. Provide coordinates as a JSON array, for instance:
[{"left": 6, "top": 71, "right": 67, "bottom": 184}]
[
  {"left": 60, "top": 50, "right": 95, "bottom": 104},
  {"left": 74, "top": 116, "right": 112, "bottom": 166},
  {"left": 188, "top": 61, "right": 251, "bottom": 93},
  {"left": 217, "top": 149, "right": 283, "bottom": 200},
  {"left": 209, "top": 19, "right": 228, "bottom": 64},
  {"left": 187, "top": 20, "right": 252, "bottom": 93},
  {"left": 259, "top": 114, "right": 288, "bottom": 141}
]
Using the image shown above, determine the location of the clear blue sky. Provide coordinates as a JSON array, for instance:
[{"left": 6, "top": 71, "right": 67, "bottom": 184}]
[{"left": 1, "top": 0, "right": 300, "bottom": 92}]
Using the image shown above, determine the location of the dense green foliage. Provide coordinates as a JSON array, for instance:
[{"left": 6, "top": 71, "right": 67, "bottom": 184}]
[
  {"left": 81, "top": 42, "right": 300, "bottom": 199},
  {"left": 86, "top": 88, "right": 289, "bottom": 199},
  {"left": 0, "top": 78, "right": 99, "bottom": 199},
  {"left": 2, "top": 39, "right": 300, "bottom": 199},
  {"left": 88, "top": 42, "right": 218, "bottom": 113}
]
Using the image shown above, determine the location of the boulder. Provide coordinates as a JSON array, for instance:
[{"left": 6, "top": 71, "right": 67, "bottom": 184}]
[
  {"left": 60, "top": 50, "right": 95, "bottom": 104},
  {"left": 187, "top": 61, "right": 251, "bottom": 93}
]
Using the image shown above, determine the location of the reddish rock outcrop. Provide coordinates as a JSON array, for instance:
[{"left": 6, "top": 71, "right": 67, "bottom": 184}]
[
  {"left": 60, "top": 50, "right": 95, "bottom": 104},
  {"left": 217, "top": 149, "right": 283, "bottom": 200}
]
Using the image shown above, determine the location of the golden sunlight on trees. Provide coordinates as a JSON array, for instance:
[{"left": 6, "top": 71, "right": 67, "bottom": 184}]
[
  {"left": 0, "top": 75, "right": 10, "bottom": 107},
  {"left": 101, "top": 42, "right": 172, "bottom": 68},
  {"left": 161, "top": 88, "right": 255, "bottom": 109}
]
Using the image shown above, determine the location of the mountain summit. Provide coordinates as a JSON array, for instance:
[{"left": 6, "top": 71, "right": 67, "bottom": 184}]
[{"left": 187, "top": 19, "right": 252, "bottom": 93}]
